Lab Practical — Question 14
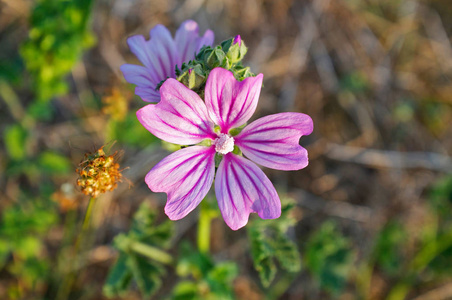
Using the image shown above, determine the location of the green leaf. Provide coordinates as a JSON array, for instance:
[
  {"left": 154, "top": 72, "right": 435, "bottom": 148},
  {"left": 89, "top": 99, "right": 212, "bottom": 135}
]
[
  {"left": 127, "top": 253, "right": 165, "bottom": 297},
  {"left": 0, "top": 238, "right": 10, "bottom": 268},
  {"left": 14, "top": 236, "right": 42, "bottom": 259},
  {"left": 304, "top": 221, "right": 354, "bottom": 295},
  {"left": 247, "top": 200, "right": 301, "bottom": 288},
  {"left": 274, "top": 231, "right": 301, "bottom": 273},
  {"left": 27, "top": 101, "right": 54, "bottom": 121},
  {"left": 249, "top": 227, "right": 277, "bottom": 287},
  {"left": 4, "top": 124, "right": 28, "bottom": 160},
  {"left": 103, "top": 202, "right": 174, "bottom": 298},
  {"left": 103, "top": 254, "right": 133, "bottom": 297},
  {"left": 172, "top": 281, "right": 199, "bottom": 300},
  {"left": 372, "top": 221, "right": 407, "bottom": 276},
  {"left": 176, "top": 242, "right": 214, "bottom": 279},
  {"left": 20, "top": 0, "right": 95, "bottom": 102},
  {"left": 173, "top": 243, "right": 238, "bottom": 300},
  {"left": 429, "top": 175, "right": 452, "bottom": 219},
  {"left": 37, "top": 151, "right": 71, "bottom": 174}
]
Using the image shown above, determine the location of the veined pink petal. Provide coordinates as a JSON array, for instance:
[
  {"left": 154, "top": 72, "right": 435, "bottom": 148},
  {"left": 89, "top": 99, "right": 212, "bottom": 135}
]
[
  {"left": 215, "top": 154, "right": 281, "bottom": 230},
  {"left": 136, "top": 78, "right": 216, "bottom": 145},
  {"left": 146, "top": 146, "right": 216, "bottom": 220},
  {"left": 205, "top": 68, "right": 264, "bottom": 133},
  {"left": 235, "top": 112, "right": 313, "bottom": 171}
]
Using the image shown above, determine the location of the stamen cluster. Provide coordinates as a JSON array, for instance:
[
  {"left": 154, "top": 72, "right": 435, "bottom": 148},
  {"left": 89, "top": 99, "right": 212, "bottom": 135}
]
[{"left": 76, "top": 147, "right": 122, "bottom": 198}]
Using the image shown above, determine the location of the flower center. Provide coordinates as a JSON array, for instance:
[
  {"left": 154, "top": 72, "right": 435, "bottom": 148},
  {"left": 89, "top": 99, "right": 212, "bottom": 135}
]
[{"left": 214, "top": 133, "right": 234, "bottom": 155}]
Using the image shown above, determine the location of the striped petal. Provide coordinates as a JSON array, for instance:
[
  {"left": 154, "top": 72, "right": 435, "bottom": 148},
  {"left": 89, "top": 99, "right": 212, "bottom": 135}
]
[
  {"left": 215, "top": 154, "right": 281, "bottom": 230},
  {"left": 146, "top": 146, "right": 216, "bottom": 220},
  {"left": 137, "top": 78, "right": 216, "bottom": 145},
  {"left": 236, "top": 112, "right": 313, "bottom": 171},
  {"left": 175, "top": 20, "right": 215, "bottom": 65},
  {"left": 120, "top": 64, "right": 160, "bottom": 102},
  {"left": 205, "top": 68, "right": 264, "bottom": 133}
]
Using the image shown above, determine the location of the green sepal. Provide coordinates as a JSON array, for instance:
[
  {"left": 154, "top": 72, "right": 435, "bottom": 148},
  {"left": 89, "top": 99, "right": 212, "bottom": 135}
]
[
  {"left": 214, "top": 153, "right": 222, "bottom": 168},
  {"left": 197, "top": 139, "right": 213, "bottom": 147},
  {"left": 232, "top": 145, "right": 242, "bottom": 156},
  {"left": 229, "top": 123, "right": 246, "bottom": 136},
  {"left": 177, "top": 64, "right": 206, "bottom": 90}
]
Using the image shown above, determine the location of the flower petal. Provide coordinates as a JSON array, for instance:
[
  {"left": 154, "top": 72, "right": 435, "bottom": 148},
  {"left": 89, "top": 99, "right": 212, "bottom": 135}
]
[
  {"left": 147, "top": 25, "right": 179, "bottom": 80},
  {"left": 120, "top": 64, "right": 160, "bottom": 102},
  {"left": 199, "top": 29, "right": 214, "bottom": 51},
  {"left": 215, "top": 154, "right": 281, "bottom": 230},
  {"left": 136, "top": 78, "right": 216, "bottom": 145},
  {"left": 135, "top": 87, "right": 160, "bottom": 103},
  {"left": 126, "top": 35, "right": 155, "bottom": 70},
  {"left": 235, "top": 112, "right": 313, "bottom": 171},
  {"left": 124, "top": 25, "right": 178, "bottom": 102},
  {"left": 205, "top": 68, "right": 264, "bottom": 133},
  {"left": 174, "top": 20, "right": 212, "bottom": 65},
  {"left": 146, "top": 146, "right": 215, "bottom": 220}
]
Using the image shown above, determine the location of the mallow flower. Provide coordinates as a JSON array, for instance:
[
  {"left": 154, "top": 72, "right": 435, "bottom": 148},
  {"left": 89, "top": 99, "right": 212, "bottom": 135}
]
[
  {"left": 137, "top": 68, "right": 313, "bottom": 230},
  {"left": 121, "top": 20, "right": 214, "bottom": 102}
]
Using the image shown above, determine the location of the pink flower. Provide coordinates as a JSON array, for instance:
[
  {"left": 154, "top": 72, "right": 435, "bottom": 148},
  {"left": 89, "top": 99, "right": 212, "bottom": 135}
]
[
  {"left": 137, "top": 68, "right": 313, "bottom": 230},
  {"left": 121, "top": 20, "right": 214, "bottom": 103}
]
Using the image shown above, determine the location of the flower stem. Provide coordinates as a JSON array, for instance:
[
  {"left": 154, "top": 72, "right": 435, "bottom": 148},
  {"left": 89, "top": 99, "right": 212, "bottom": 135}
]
[
  {"left": 130, "top": 241, "right": 174, "bottom": 265},
  {"left": 56, "top": 197, "right": 96, "bottom": 300},
  {"left": 197, "top": 201, "right": 215, "bottom": 254}
]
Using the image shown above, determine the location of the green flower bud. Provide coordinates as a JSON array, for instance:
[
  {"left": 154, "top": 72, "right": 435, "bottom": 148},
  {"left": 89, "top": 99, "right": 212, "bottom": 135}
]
[
  {"left": 206, "top": 46, "right": 228, "bottom": 69},
  {"left": 177, "top": 65, "right": 206, "bottom": 90},
  {"left": 221, "top": 35, "right": 248, "bottom": 64}
]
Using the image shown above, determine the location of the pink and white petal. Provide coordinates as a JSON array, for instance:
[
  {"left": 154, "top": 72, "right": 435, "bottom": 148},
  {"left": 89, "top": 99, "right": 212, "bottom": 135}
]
[
  {"left": 137, "top": 78, "right": 216, "bottom": 145},
  {"left": 146, "top": 25, "right": 179, "bottom": 80},
  {"left": 146, "top": 146, "right": 216, "bottom": 220},
  {"left": 235, "top": 112, "right": 313, "bottom": 171},
  {"left": 205, "top": 68, "right": 264, "bottom": 132},
  {"left": 215, "top": 154, "right": 281, "bottom": 230}
]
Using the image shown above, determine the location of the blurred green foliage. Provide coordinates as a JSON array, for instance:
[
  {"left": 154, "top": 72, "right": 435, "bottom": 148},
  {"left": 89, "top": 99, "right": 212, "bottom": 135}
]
[
  {"left": 173, "top": 242, "right": 238, "bottom": 300},
  {"left": 4, "top": 124, "right": 28, "bottom": 161},
  {"left": 247, "top": 201, "right": 302, "bottom": 288},
  {"left": 107, "top": 112, "right": 159, "bottom": 148},
  {"left": 104, "top": 203, "right": 174, "bottom": 298},
  {"left": 0, "top": 199, "right": 58, "bottom": 297},
  {"left": 304, "top": 221, "right": 354, "bottom": 296},
  {"left": 20, "top": 0, "right": 95, "bottom": 105},
  {"left": 372, "top": 221, "right": 407, "bottom": 277}
]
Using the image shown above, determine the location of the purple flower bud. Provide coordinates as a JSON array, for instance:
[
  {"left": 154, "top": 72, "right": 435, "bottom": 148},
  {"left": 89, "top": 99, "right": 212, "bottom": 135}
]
[{"left": 233, "top": 35, "right": 242, "bottom": 47}]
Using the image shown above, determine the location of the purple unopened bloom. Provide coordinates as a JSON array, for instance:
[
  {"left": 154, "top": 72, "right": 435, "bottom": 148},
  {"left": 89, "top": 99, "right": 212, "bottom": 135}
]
[
  {"left": 233, "top": 35, "right": 241, "bottom": 46},
  {"left": 137, "top": 68, "right": 313, "bottom": 230},
  {"left": 120, "top": 20, "right": 214, "bottom": 103}
]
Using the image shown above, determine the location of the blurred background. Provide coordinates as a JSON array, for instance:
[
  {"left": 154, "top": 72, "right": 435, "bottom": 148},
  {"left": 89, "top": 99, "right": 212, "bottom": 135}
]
[{"left": 1, "top": 0, "right": 452, "bottom": 299}]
